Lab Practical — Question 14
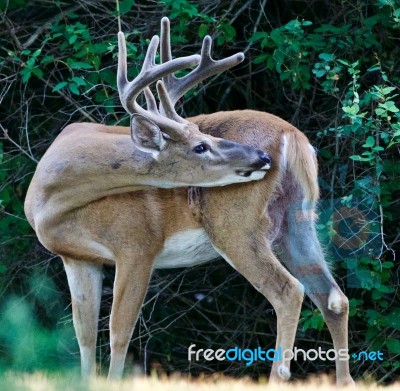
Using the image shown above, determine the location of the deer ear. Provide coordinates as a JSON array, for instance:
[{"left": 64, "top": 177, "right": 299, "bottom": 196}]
[{"left": 130, "top": 114, "right": 166, "bottom": 154}]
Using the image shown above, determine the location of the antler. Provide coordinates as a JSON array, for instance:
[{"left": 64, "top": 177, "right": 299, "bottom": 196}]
[
  {"left": 117, "top": 31, "right": 201, "bottom": 130},
  {"left": 159, "top": 17, "right": 245, "bottom": 110}
]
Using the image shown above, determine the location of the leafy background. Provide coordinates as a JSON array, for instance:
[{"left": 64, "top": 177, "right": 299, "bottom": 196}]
[{"left": 0, "top": 0, "right": 399, "bottom": 383}]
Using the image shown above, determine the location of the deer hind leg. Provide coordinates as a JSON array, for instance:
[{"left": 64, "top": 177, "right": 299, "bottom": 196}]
[
  {"left": 277, "top": 207, "right": 354, "bottom": 386},
  {"left": 62, "top": 257, "right": 103, "bottom": 378},
  {"left": 107, "top": 257, "right": 154, "bottom": 380},
  {"left": 211, "top": 221, "right": 304, "bottom": 383}
]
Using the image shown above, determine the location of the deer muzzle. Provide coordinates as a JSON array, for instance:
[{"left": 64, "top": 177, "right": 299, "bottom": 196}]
[{"left": 218, "top": 140, "right": 271, "bottom": 177}]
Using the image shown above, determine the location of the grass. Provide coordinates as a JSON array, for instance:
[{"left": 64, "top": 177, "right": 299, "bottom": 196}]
[{"left": 1, "top": 373, "right": 400, "bottom": 391}]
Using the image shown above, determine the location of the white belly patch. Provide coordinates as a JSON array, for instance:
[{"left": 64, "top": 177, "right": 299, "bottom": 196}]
[{"left": 154, "top": 229, "right": 219, "bottom": 269}]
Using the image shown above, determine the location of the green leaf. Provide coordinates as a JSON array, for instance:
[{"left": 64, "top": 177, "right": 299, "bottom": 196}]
[
  {"left": 199, "top": 13, "right": 215, "bottom": 23},
  {"left": 52, "top": 81, "right": 68, "bottom": 92},
  {"left": 69, "top": 61, "right": 93, "bottom": 70},
  {"left": 385, "top": 310, "right": 400, "bottom": 330},
  {"left": 310, "top": 313, "right": 325, "bottom": 330},
  {"left": 40, "top": 55, "right": 54, "bottom": 65},
  {"left": 313, "top": 69, "right": 326, "bottom": 78},
  {"left": 249, "top": 31, "right": 268, "bottom": 42},
  {"left": 349, "top": 298, "right": 363, "bottom": 316},
  {"left": 302, "top": 318, "right": 311, "bottom": 331},
  {"left": 337, "top": 59, "right": 350, "bottom": 66},
  {"left": 69, "top": 35, "right": 78, "bottom": 45},
  {"left": 94, "top": 89, "right": 107, "bottom": 103},
  {"left": 21, "top": 69, "right": 31, "bottom": 83},
  {"left": 26, "top": 56, "right": 36, "bottom": 68},
  {"left": 71, "top": 76, "right": 86, "bottom": 86},
  {"left": 285, "top": 19, "right": 301, "bottom": 32},
  {"left": 364, "top": 136, "right": 375, "bottom": 148},
  {"left": 98, "top": 69, "right": 115, "bottom": 87},
  {"left": 198, "top": 23, "right": 208, "bottom": 39},
  {"left": 319, "top": 53, "right": 335, "bottom": 61},
  {"left": 68, "top": 83, "right": 80, "bottom": 95},
  {"left": 270, "top": 29, "right": 284, "bottom": 45},
  {"left": 118, "top": 0, "right": 135, "bottom": 15},
  {"left": 375, "top": 108, "right": 386, "bottom": 116},
  {"left": 377, "top": 285, "right": 394, "bottom": 293},
  {"left": 386, "top": 339, "right": 400, "bottom": 354},
  {"left": 367, "top": 65, "right": 381, "bottom": 72},
  {"left": 92, "top": 55, "right": 101, "bottom": 71},
  {"left": 220, "top": 23, "right": 236, "bottom": 41},
  {"left": 382, "top": 101, "right": 399, "bottom": 113},
  {"left": 381, "top": 87, "right": 396, "bottom": 95},
  {"left": 254, "top": 54, "right": 268, "bottom": 64},
  {"left": 350, "top": 155, "right": 370, "bottom": 161},
  {"left": 342, "top": 103, "right": 359, "bottom": 116},
  {"left": 90, "top": 43, "right": 110, "bottom": 55},
  {"left": 32, "top": 48, "right": 41, "bottom": 58},
  {"left": 31, "top": 68, "right": 43, "bottom": 78},
  {"left": 319, "top": 148, "right": 332, "bottom": 159},
  {"left": 104, "top": 97, "right": 115, "bottom": 114}
]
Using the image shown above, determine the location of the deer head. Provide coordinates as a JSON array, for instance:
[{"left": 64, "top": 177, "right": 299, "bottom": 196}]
[{"left": 117, "top": 18, "right": 271, "bottom": 187}]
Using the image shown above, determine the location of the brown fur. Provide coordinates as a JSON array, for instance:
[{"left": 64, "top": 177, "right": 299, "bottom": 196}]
[{"left": 24, "top": 110, "right": 352, "bottom": 385}]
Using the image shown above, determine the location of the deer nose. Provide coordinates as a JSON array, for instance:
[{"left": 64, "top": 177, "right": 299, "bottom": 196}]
[{"left": 258, "top": 151, "right": 271, "bottom": 165}]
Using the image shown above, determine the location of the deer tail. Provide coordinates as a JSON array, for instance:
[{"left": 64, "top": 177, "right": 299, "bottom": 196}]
[{"left": 283, "top": 130, "right": 319, "bottom": 204}]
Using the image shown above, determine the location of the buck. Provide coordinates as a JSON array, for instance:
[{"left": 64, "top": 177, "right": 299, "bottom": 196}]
[{"left": 24, "top": 18, "right": 354, "bottom": 386}]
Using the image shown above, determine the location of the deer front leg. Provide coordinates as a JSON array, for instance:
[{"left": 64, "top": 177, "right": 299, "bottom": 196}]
[
  {"left": 108, "top": 258, "right": 153, "bottom": 380},
  {"left": 63, "top": 257, "right": 103, "bottom": 378},
  {"left": 212, "top": 235, "right": 304, "bottom": 382}
]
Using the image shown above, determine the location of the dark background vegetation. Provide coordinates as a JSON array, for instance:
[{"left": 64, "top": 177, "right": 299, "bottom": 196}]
[{"left": 0, "top": 0, "right": 399, "bottom": 384}]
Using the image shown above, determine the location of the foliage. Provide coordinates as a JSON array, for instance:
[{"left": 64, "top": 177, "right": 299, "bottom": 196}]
[{"left": 0, "top": 0, "right": 399, "bottom": 383}]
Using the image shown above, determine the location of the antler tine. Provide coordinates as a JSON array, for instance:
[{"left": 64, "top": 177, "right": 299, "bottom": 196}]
[
  {"left": 117, "top": 31, "right": 128, "bottom": 91},
  {"left": 143, "top": 87, "right": 158, "bottom": 112},
  {"left": 117, "top": 30, "right": 200, "bottom": 130},
  {"left": 142, "top": 82, "right": 186, "bottom": 125},
  {"left": 142, "top": 35, "right": 159, "bottom": 69},
  {"left": 160, "top": 18, "right": 245, "bottom": 110},
  {"left": 156, "top": 80, "right": 186, "bottom": 124},
  {"left": 160, "top": 17, "right": 173, "bottom": 64}
]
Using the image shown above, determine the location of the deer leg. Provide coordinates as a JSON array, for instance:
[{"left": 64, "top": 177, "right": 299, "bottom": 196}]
[
  {"left": 277, "top": 211, "right": 354, "bottom": 386},
  {"left": 107, "top": 258, "right": 153, "bottom": 380},
  {"left": 63, "top": 257, "right": 103, "bottom": 378},
  {"left": 211, "top": 227, "right": 304, "bottom": 383}
]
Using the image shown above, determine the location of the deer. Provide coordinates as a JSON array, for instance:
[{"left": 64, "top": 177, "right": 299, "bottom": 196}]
[{"left": 24, "top": 17, "right": 354, "bottom": 386}]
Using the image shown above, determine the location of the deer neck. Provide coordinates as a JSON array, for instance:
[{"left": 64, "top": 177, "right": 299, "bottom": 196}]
[{"left": 30, "top": 128, "right": 181, "bottom": 219}]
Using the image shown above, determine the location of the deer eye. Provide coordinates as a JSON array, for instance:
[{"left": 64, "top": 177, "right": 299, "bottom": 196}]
[{"left": 193, "top": 143, "right": 210, "bottom": 154}]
